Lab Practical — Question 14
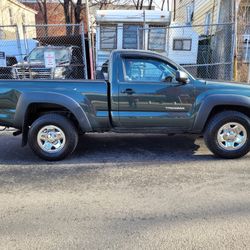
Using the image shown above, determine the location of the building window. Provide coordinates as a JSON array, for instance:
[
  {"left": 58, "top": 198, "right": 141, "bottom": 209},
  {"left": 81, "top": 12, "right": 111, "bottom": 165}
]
[
  {"left": 243, "top": 26, "right": 250, "bottom": 62},
  {"left": 123, "top": 24, "right": 142, "bottom": 49},
  {"left": 100, "top": 25, "right": 117, "bottom": 50},
  {"left": 204, "top": 11, "right": 212, "bottom": 35},
  {"left": 173, "top": 39, "right": 192, "bottom": 51},
  {"left": 243, "top": 42, "right": 250, "bottom": 62},
  {"left": 9, "top": 8, "right": 14, "bottom": 25},
  {"left": 245, "top": 7, "right": 250, "bottom": 24},
  {"left": 186, "top": 4, "right": 194, "bottom": 24},
  {"left": 22, "top": 14, "right": 26, "bottom": 24},
  {"left": 148, "top": 26, "right": 166, "bottom": 51}
]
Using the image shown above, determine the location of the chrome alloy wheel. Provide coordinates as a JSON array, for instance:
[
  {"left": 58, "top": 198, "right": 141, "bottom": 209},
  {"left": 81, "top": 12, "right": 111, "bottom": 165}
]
[
  {"left": 217, "top": 122, "right": 247, "bottom": 151},
  {"left": 37, "top": 125, "right": 66, "bottom": 153}
]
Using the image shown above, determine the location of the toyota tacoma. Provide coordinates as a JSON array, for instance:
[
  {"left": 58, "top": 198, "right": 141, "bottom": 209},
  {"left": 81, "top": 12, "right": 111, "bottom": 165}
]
[{"left": 0, "top": 50, "right": 250, "bottom": 161}]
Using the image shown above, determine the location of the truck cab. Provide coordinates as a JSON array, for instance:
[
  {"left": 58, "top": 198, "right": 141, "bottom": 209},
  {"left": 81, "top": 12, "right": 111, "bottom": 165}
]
[{"left": 108, "top": 50, "right": 195, "bottom": 131}]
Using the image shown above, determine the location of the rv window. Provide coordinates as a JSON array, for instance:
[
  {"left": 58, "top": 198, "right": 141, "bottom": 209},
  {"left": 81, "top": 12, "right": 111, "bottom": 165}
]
[
  {"left": 123, "top": 25, "right": 143, "bottom": 49},
  {"left": 173, "top": 39, "right": 192, "bottom": 51},
  {"left": 148, "top": 26, "right": 166, "bottom": 51},
  {"left": 100, "top": 25, "right": 117, "bottom": 50}
]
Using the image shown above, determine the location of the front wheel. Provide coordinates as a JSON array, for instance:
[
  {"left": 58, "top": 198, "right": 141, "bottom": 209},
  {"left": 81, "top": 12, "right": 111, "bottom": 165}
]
[
  {"left": 204, "top": 111, "right": 250, "bottom": 159},
  {"left": 28, "top": 114, "right": 79, "bottom": 161}
]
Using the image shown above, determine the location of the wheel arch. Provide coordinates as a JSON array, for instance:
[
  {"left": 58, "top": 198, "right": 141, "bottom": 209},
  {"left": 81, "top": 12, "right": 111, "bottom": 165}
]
[
  {"left": 14, "top": 92, "right": 92, "bottom": 146},
  {"left": 192, "top": 94, "right": 250, "bottom": 133}
]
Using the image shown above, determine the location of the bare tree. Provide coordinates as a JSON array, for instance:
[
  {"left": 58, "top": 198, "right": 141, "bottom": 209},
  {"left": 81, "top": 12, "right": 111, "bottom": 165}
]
[
  {"left": 62, "top": 0, "right": 73, "bottom": 34},
  {"left": 161, "top": 0, "right": 165, "bottom": 10},
  {"left": 36, "top": 0, "right": 48, "bottom": 24},
  {"left": 36, "top": 0, "right": 49, "bottom": 35},
  {"left": 148, "top": 0, "right": 153, "bottom": 9}
]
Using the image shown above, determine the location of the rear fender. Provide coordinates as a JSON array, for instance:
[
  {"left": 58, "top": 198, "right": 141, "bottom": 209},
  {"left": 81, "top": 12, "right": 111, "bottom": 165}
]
[{"left": 14, "top": 92, "right": 92, "bottom": 141}]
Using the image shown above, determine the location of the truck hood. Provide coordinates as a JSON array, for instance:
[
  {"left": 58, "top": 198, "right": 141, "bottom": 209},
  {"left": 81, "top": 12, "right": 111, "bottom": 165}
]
[{"left": 205, "top": 80, "right": 250, "bottom": 91}]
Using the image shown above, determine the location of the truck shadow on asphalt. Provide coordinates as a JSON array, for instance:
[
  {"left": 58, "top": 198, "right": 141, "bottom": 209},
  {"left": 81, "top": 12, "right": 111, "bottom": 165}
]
[
  {"left": 0, "top": 133, "right": 249, "bottom": 190},
  {"left": 0, "top": 132, "right": 231, "bottom": 165}
]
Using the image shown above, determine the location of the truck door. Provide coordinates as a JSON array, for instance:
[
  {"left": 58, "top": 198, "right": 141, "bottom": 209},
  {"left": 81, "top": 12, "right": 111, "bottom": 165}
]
[{"left": 118, "top": 56, "right": 196, "bottom": 129}]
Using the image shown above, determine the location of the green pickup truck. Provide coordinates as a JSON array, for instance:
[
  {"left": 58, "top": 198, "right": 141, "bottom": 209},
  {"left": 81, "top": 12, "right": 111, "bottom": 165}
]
[{"left": 1, "top": 50, "right": 250, "bottom": 161}]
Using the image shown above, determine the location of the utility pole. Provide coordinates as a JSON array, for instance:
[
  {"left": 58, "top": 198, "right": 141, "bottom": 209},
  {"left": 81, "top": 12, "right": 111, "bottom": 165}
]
[
  {"left": 85, "top": 0, "right": 94, "bottom": 79},
  {"left": 248, "top": 62, "right": 250, "bottom": 84},
  {"left": 85, "top": 0, "right": 90, "bottom": 32}
]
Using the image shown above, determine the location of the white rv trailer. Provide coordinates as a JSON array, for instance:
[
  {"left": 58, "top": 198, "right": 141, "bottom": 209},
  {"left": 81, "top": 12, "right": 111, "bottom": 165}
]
[
  {"left": 95, "top": 10, "right": 199, "bottom": 70},
  {"left": 167, "top": 23, "right": 199, "bottom": 65}
]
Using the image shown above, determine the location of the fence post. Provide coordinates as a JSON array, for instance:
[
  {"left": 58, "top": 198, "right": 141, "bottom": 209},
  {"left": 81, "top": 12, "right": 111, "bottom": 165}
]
[
  {"left": 231, "top": 22, "right": 236, "bottom": 81},
  {"left": 81, "top": 23, "right": 88, "bottom": 80},
  {"left": 22, "top": 24, "right": 29, "bottom": 58},
  {"left": 137, "top": 28, "right": 140, "bottom": 49},
  {"left": 248, "top": 63, "right": 250, "bottom": 84},
  {"left": 15, "top": 25, "right": 23, "bottom": 62},
  {"left": 91, "top": 20, "right": 96, "bottom": 77}
]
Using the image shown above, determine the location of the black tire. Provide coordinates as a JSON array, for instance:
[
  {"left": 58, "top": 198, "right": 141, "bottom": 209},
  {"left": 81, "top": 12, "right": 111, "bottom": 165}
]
[
  {"left": 28, "top": 114, "right": 78, "bottom": 161},
  {"left": 204, "top": 111, "right": 250, "bottom": 159}
]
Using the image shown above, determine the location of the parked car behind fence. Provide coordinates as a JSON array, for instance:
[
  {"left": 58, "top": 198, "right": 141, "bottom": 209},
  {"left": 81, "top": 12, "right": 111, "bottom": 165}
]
[
  {"left": 0, "top": 56, "right": 17, "bottom": 79},
  {"left": 13, "top": 45, "right": 85, "bottom": 80}
]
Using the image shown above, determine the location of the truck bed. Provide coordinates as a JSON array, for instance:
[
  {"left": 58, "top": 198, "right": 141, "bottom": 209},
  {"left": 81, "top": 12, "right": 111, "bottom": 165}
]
[{"left": 0, "top": 79, "right": 110, "bottom": 130}]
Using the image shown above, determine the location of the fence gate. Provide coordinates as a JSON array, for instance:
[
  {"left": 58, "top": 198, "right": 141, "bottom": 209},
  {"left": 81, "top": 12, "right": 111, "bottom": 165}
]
[{"left": 0, "top": 25, "right": 23, "bottom": 79}]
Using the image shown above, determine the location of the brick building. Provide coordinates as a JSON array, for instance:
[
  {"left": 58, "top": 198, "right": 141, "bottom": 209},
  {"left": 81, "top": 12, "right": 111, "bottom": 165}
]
[{"left": 19, "top": 0, "right": 72, "bottom": 36}]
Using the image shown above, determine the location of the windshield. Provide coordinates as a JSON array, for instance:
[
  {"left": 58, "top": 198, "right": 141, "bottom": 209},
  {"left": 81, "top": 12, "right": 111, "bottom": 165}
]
[{"left": 28, "top": 48, "right": 70, "bottom": 64}]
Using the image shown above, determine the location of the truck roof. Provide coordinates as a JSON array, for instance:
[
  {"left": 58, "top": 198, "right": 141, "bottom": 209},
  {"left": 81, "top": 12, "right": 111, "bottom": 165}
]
[
  {"left": 111, "top": 49, "right": 177, "bottom": 66},
  {"left": 110, "top": 49, "right": 194, "bottom": 79}
]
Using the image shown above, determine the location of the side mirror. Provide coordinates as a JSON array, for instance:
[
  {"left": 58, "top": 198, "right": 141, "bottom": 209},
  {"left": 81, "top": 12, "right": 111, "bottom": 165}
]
[
  {"left": 176, "top": 70, "right": 189, "bottom": 84},
  {"left": 23, "top": 56, "right": 28, "bottom": 61}
]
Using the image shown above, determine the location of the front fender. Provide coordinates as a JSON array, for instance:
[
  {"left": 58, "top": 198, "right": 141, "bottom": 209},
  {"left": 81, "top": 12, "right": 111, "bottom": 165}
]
[{"left": 192, "top": 94, "right": 250, "bottom": 132}]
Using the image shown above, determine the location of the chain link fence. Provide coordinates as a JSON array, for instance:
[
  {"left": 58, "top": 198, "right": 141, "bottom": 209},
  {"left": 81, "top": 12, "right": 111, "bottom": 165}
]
[
  {"left": 0, "top": 24, "right": 88, "bottom": 81},
  {"left": 181, "top": 23, "right": 234, "bottom": 81},
  {"left": 95, "top": 22, "right": 235, "bottom": 81},
  {"left": 0, "top": 22, "right": 244, "bottom": 82}
]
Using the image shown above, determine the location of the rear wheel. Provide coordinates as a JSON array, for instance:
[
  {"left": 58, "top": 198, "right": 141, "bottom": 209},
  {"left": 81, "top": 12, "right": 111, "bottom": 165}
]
[
  {"left": 204, "top": 111, "right": 250, "bottom": 159},
  {"left": 28, "top": 114, "right": 78, "bottom": 161}
]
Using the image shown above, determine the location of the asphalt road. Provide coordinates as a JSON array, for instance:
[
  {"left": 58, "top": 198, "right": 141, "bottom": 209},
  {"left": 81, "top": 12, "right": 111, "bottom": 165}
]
[{"left": 0, "top": 130, "right": 250, "bottom": 250}]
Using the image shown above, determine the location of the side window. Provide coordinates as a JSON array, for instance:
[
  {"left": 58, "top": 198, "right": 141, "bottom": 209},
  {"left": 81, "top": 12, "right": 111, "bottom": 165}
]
[{"left": 122, "top": 58, "right": 176, "bottom": 83}]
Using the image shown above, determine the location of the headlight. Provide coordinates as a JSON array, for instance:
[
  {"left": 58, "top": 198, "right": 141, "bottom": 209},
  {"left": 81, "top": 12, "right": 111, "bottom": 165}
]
[{"left": 54, "top": 67, "right": 66, "bottom": 79}]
